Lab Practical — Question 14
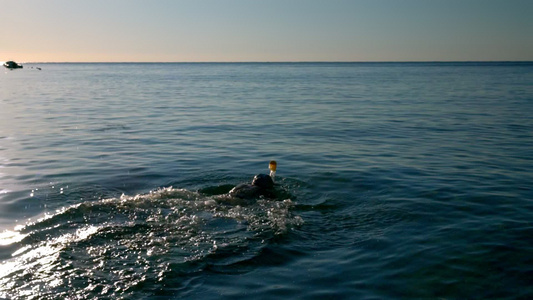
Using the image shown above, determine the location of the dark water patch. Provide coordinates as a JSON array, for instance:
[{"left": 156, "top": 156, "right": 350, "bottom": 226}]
[{"left": 90, "top": 123, "right": 132, "bottom": 133}]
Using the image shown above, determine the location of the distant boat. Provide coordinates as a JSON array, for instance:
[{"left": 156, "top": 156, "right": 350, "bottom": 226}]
[{"left": 3, "top": 61, "right": 23, "bottom": 69}]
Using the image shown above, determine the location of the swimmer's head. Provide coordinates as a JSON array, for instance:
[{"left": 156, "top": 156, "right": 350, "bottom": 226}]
[{"left": 252, "top": 174, "right": 274, "bottom": 189}]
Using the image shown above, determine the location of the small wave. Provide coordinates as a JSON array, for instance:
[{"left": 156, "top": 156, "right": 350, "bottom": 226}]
[
  {"left": 90, "top": 123, "right": 131, "bottom": 133},
  {"left": 0, "top": 187, "right": 303, "bottom": 299}
]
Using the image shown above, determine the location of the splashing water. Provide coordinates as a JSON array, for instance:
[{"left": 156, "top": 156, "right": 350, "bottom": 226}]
[{"left": 0, "top": 187, "right": 303, "bottom": 299}]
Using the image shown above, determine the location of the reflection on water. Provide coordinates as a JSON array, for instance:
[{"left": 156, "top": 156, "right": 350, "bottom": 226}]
[
  {"left": 0, "top": 187, "right": 302, "bottom": 299},
  {"left": 1, "top": 62, "right": 532, "bottom": 299}
]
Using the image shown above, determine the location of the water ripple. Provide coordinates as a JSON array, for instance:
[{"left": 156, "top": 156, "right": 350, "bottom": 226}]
[{"left": 0, "top": 187, "right": 302, "bottom": 299}]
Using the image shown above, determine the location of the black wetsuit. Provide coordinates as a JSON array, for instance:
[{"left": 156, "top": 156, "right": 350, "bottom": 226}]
[{"left": 228, "top": 174, "right": 274, "bottom": 199}]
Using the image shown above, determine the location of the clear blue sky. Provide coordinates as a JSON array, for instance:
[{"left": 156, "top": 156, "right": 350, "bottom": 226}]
[{"left": 1, "top": 0, "right": 531, "bottom": 62}]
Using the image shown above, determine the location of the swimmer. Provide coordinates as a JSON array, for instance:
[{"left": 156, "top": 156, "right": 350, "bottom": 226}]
[
  {"left": 228, "top": 173, "right": 275, "bottom": 199},
  {"left": 216, "top": 161, "right": 278, "bottom": 204}
]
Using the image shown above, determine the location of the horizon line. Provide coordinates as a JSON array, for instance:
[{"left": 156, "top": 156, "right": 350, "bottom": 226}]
[{"left": 8, "top": 60, "right": 533, "bottom": 64}]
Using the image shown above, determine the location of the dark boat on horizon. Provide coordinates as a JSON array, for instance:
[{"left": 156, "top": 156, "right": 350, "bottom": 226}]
[{"left": 3, "top": 61, "right": 23, "bottom": 69}]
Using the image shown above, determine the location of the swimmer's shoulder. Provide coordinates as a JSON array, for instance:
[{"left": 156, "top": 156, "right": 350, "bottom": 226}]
[{"left": 229, "top": 183, "right": 261, "bottom": 199}]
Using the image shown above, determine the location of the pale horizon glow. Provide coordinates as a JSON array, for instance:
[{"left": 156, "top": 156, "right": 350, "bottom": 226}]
[{"left": 1, "top": 0, "right": 532, "bottom": 63}]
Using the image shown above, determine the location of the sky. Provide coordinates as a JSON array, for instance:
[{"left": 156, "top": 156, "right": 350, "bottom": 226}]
[{"left": 1, "top": 0, "right": 532, "bottom": 62}]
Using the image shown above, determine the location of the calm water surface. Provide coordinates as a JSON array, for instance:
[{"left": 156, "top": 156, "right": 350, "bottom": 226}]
[{"left": 0, "top": 62, "right": 532, "bottom": 299}]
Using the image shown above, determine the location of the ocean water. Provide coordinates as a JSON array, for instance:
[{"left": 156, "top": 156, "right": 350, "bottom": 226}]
[{"left": 0, "top": 62, "right": 532, "bottom": 299}]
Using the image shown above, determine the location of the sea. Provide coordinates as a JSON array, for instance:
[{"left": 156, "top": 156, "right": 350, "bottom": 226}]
[{"left": 0, "top": 62, "right": 532, "bottom": 299}]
